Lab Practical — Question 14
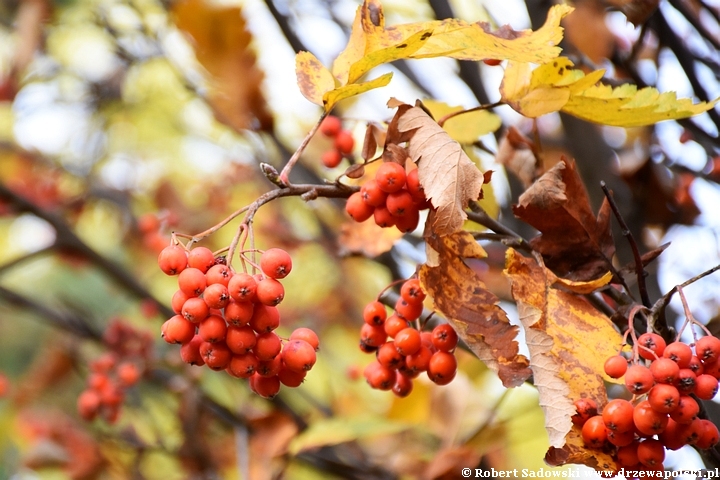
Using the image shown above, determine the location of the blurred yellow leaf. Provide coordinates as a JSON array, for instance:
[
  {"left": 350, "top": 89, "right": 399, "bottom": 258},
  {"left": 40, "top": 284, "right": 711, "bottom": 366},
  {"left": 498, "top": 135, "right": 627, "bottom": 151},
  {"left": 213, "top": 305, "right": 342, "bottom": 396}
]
[
  {"left": 504, "top": 249, "right": 621, "bottom": 465},
  {"left": 322, "top": 73, "right": 393, "bottom": 112},
  {"left": 288, "top": 416, "right": 410, "bottom": 454},
  {"left": 423, "top": 99, "right": 502, "bottom": 143},
  {"left": 296, "top": 51, "right": 336, "bottom": 106}
]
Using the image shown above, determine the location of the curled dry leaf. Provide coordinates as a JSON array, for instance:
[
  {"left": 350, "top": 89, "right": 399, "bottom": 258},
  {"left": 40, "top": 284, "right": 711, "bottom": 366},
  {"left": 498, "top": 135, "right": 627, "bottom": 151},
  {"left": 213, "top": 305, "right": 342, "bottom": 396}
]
[
  {"left": 419, "top": 229, "right": 531, "bottom": 387},
  {"left": 496, "top": 126, "right": 537, "bottom": 189},
  {"left": 513, "top": 157, "right": 614, "bottom": 281},
  {"left": 504, "top": 249, "right": 621, "bottom": 467},
  {"left": 393, "top": 102, "right": 484, "bottom": 236}
]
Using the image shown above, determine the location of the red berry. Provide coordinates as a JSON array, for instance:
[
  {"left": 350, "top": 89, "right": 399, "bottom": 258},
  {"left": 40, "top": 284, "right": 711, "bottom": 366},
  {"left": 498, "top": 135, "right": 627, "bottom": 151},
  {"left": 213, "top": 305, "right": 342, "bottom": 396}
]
[
  {"left": 77, "top": 390, "right": 101, "bottom": 421},
  {"left": 483, "top": 58, "right": 502, "bottom": 66},
  {"left": 394, "top": 297, "right": 423, "bottom": 322},
  {"left": 392, "top": 372, "right": 413, "bottom": 397},
  {"left": 633, "top": 400, "right": 669, "bottom": 436},
  {"left": 394, "top": 328, "right": 421, "bottom": 356},
  {"left": 616, "top": 442, "right": 640, "bottom": 467},
  {"left": 253, "top": 332, "right": 282, "bottom": 361},
  {"left": 360, "top": 323, "right": 387, "bottom": 348},
  {"left": 663, "top": 341, "right": 693, "bottom": 368},
  {"left": 364, "top": 361, "right": 395, "bottom": 390},
  {"left": 400, "top": 279, "right": 426, "bottom": 304},
  {"left": 647, "top": 383, "right": 680, "bottom": 413},
  {"left": 695, "top": 373, "right": 719, "bottom": 399},
  {"left": 384, "top": 315, "right": 410, "bottom": 338},
  {"left": 624, "top": 364, "right": 654, "bottom": 394},
  {"left": 636, "top": 438, "right": 665, "bottom": 467},
  {"left": 334, "top": 130, "right": 355, "bottom": 155},
  {"left": 203, "top": 283, "right": 230, "bottom": 309},
  {"left": 199, "top": 341, "right": 232, "bottom": 370},
  {"left": 572, "top": 398, "right": 598, "bottom": 426},
  {"left": 375, "top": 162, "right": 406, "bottom": 193},
  {"left": 650, "top": 357, "right": 680, "bottom": 384},
  {"left": 251, "top": 374, "right": 281, "bottom": 398},
  {"left": 181, "top": 297, "right": 210, "bottom": 323},
  {"left": 278, "top": 367, "right": 306, "bottom": 387},
  {"left": 405, "top": 168, "right": 425, "bottom": 201},
  {"left": 696, "top": 335, "right": 720, "bottom": 363},
  {"left": 603, "top": 355, "right": 628, "bottom": 379},
  {"left": 386, "top": 190, "right": 414, "bottom": 217},
  {"left": 394, "top": 207, "right": 420, "bottom": 233},
  {"left": 180, "top": 335, "right": 205, "bottom": 366},
  {"left": 321, "top": 149, "right": 342, "bottom": 168},
  {"left": 198, "top": 314, "right": 227, "bottom": 343},
  {"left": 427, "top": 351, "right": 457, "bottom": 385},
  {"left": 346, "top": 192, "right": 375, "bottom": 222},
  {"left": 205, "top": 264, "right": 233, "bottom": 286},
  {"left": 675, "top": 368, "right": 697, "bottom": 394},
  {"left": 282, "top": 339, "right": 317, "bottom": 372},
  {"left": 256, "top": 356, "right": 283, "bottom": 377},
  {"left": 637, "top": 332, "right": 666, "bottom": 360},
  {"left": 431, "top": 324, "right": 458, "bottom": 352},
  {"left": 187, "top": 247, "right": 215, "bottom": 273},
  {"left": 581, "top": 415, "right": 607, "bottom": 448},
  {"left": 163, "top": 315, "right": 196, "bottom": 344},
  {"left": 696, "top": 419, "right": 720, "bottom": 449},
  {"left": 224, "top": 299, "right": 254, "bottom": 326},
  {"left": 227, "top": 353, "right": 258, "bottom": 378},
  {"left": 225, "top": 325, "right": 257, "bottom": 354},
  {"left": 670, "top": 395, "right": 699, "bottom": 424},
  {"left": 376, "top": 341, "right": 404, "bottom": 369},
  {"left": 405, "top": 345, "right": 433, "bottom": 374},
  {"left": 177, "top": 268, "right": 207, "bottom": 297},
  {"left": 289, "top": 328, "right": 319, "bottom": 351},
  {"left": 171, "top": 289, "right": 190, "bottom": 314},
  {"left": 602, "top": 399, "right": 634, "bottom": 433},
  {"left": 260, "top": 248, "right": 292, "bottom": 279},
  {"left": 319, "top": 116, "right": 341, "bottom": 137},
  {"left": 373, "top": 205, "right": 396, "bottom": 228},
  {"left": 228, "top": 273, "right": 257, "bottom": 303},
  {"left": 360, "top": 180, "right": 388, "bottom": 207},
  {"left": 249, "top": 304, "right": 280, "bottom": 333},
  {"left": 363, "top": 301, "right": 387, "bottom": 326},
  {"left": 117, "top": 362, "right": 141, "bottom": 387},
  {"left": 158, "top": 245, "right": 187, "bottom": 275},
  {"left": 256, "top": 278, "right": 285, "bottom": 306}
]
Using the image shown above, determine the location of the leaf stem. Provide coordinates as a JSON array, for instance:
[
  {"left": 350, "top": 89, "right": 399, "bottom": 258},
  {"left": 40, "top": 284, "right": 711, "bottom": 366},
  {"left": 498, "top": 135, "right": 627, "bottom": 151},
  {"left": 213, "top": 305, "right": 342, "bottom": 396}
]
[{"left": 279, "top": 112, "right": 328, "bottom": 185}]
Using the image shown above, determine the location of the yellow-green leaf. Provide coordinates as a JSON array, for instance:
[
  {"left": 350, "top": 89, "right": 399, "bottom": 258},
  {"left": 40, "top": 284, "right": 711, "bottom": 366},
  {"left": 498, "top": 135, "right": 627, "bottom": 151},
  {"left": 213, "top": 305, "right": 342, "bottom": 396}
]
[
  {"left": 295, "top": 51, "right": 336, "bottom": 106},
  {"left": 322, "top": 72, "right": 393, "bottom": 112},
  {"left": 423, "top": 99, "right": 502, "bottom": 143},
  {"left": 362, "top": 3, "right": 573, "bottom": 64},
  {"left": 288, "top": 415, "right": 410, "bottom": 454},
  {"left": 563, "top": 83, "right": 719, "bottom": 127}
]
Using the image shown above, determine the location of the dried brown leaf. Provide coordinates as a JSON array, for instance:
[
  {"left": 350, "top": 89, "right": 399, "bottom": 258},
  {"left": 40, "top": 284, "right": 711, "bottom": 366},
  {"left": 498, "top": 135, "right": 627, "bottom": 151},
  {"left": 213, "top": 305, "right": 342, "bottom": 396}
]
[
  {"left": 496, "top": 126, "right": 537, "bottom": 188},
  {"left": 419, "top": 230, "right": 531, "bottom": 387},
  {"left": 513, "top": 157, "right": 614, "bottom": 281},
  {"left": 339, "top": 219, "right": 404, "bottom": 257},
  {"left": 394, "top": 103, "right": 484, "bottom": 236}
]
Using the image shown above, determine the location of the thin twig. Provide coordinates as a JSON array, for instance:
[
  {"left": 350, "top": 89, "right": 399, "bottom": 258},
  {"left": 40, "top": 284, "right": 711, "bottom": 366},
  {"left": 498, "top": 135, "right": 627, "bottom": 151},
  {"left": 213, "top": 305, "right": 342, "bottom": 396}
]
[
  {"left": 279, "top": 113, "right": 328, "bottom": 185},
  {"left": 466, "top": 202, "right": 532, "bottom": 252},
  {"left": 651, "top": 263, "right": 720, "bottom": 319},
  {"left": 437, "top": 101, "right": 504, "bottom": 127},
  {"left": 601, "top": 181, "right": 651, "bottom": 307}
]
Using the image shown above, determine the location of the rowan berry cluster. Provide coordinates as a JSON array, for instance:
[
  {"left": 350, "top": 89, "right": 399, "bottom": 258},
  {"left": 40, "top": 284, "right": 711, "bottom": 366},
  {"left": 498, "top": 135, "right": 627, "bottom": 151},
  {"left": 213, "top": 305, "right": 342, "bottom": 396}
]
[
  {"left": 345, "top": 161, "right": 430, "bottom": 234},
  {"left": 358, "top": 278, "right": 458, "bottom": 396},
  {"left": 77, "top": 319, "right": 152, "bottom": 423},
  {"left": 576, "top": 332, "right": 720, "bottom": 470},
  {"left": 157, "top": 244, "right": 318, "bottom": 399},
  {"left": 319, "top": 115, "right": 354, "bottom": 168}
]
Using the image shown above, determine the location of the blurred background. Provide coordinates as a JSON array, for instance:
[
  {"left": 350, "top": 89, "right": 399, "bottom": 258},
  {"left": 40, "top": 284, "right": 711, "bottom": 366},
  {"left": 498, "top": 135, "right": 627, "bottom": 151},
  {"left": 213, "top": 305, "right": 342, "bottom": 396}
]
[{"left": 0, "top": 0, "right": 719, "bottom": 478}]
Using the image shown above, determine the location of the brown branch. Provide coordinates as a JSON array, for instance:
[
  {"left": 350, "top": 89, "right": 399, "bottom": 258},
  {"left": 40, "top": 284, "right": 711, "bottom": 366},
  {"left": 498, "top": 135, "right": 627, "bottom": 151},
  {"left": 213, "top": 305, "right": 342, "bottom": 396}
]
[{"left": 466, "top": 202, "right": 532, "bottom": 253}]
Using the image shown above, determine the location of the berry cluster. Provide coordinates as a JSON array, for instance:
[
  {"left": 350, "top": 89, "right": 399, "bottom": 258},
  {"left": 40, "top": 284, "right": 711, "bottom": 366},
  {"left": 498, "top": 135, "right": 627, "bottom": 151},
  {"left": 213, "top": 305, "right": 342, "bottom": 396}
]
[
  {"left": 77, "top": 319, "right": 152, "bottom": 423},
  {"left": 345, "top": 161, "right": 430, "bottom": 234},
  {"left": 577, "top": 333, "right": 720, "bottom": 469},
  {"left": 359, "top": 278, "right": 458, "bottom": 396},
  {"left": 157, "top": 244, "right": 319, "bottom": 399},
  {"left": 319, "top": 115, "right": 354, "bottom": 168}
]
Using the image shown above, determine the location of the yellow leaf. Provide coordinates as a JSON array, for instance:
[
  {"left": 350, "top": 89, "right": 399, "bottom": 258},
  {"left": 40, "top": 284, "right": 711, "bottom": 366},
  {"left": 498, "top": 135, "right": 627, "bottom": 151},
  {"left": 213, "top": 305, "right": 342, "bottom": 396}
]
[
  {"left": 295, "top": 51, "right": 336, "bottom": 106},
  {"left": 554, "top": 271, "right": 613, "bottom": 294},
  {"left": 322, "top": 72, "right": 393, "bottom": 112},
  {"left": 563, "top": 83, "right": 719, "bottom": 127},
  {"left": 505, "top": 249, "right": 622, "bottom": 463},
  {"left": 347, "top": 29, "right": 433, "bottom": 84},
  {"left": 332, "top": 5, "right": 367, "bottom": 84},
  {"left": 422, "top": 99, "right": 502, "bottom": 143},
  {"left": 362, "top": 3, "right": 573, "bottom": 64},
  {"left": 517, "top": 86, "right": 571, "bottom": 118}
]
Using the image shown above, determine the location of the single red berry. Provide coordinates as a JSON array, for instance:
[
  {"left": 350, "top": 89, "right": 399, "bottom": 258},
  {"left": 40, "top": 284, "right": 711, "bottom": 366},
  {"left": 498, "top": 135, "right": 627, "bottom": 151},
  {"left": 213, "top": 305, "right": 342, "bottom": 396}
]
[
  {"left": 180, "top": 335, "right": 205, "bottom": 366},
  {"left": 400, "top": 279, "right": 426, "bottom": 305},
  {"left": 171, "top": 289, "right": 190, "bottom": 314},
  {"left": 676, "top": 418, "right": 703, "bottom": 445},
  {"left": 670, "top": 395, "right": 699, "bottom": 424},
  {"left": 636, "top": 438, "right": 665, "bottom": 467},
  {"left": 624, "top": 364, "right": 654, "bottom": 394},
  {"left": 251, "top": 374, "right": 281, "bottom": 399},
  {"left": 385, "top": 190, "right": 414, "bottom": 217},
  {"left": 616, "top": 442, "right": 640, "bottom": 467},
  {"left": 321, "top": 149, "right": 342, "bottom": 168},
  {"left": 394, "top": 328, "right": 422, "bottom": 356},
  {"left": 373, "top": 206, "right": 396, "bottom": 228},
  {"left": 581, "top": 415, "right": 607, "bottom": 448},
  {"left": 225, "top": 325, "right": 257, "bottom": 354},
  {"left": 117, "top": 362, "right": 141, "bottom": 387},
  {"left": 177, "top": 268, "right": 207, "bottom": 297},
  {"left": 663, "top": 341, "right": 693, "bottom": 368},
  {"left": 637, "top": 332, "right": 666, "bottom": 360},
  {"left": 696, "top": 335, "right": 720, "bottom": 363},
  {"left": 647, "top": 383, "right": 680, "bottom": 413},
  {"left": 256, "top": 278, "right": 285, "bottom": 306},
  {"left": 158, "top": 245, "right": 187, "bottom": 275},
  {"left": 392, "top": 371, "right": 413, "bottom": 397},
  {"left": 319, "top": 115, "right": 342, "bottom": 137},
  {"left": 572, "top": 398, "right": 598, "bottom": 426},
  {"left": 394, "top": 297, "right": 423, "bottom": 322},
  {"left": 363, "top": 301, "right": 387, "bottom": 326},
  {"left": 607, "top": 428, "right": 635, "bottom": 447},
  {"left": 696, "top": 419, "right": 720, "bottom": 449},
  {"left": 282, "top": 339, "right": 317, "bottom": 372},
  {"left": 375, "top": 162, "right": 407, "bottom": 193},
  {"left": 199, "top": 341, "right": 232, "bottom": 371},
  {"left": 427, "top": 350, "right": 457, "bottom": 385},
  {"left": 675, "top": 368, "right": 697, "bottom": 394},
  {"left": 360, "top": 179, "right": 388, "bottom": 207},
  {"left": 163, "top": 315, "right": 196, "bottom": 344},
  {"left": 77, "top": 390, "right": 101, "bottom": 421},
  {"left": 360, "top": 323, "right": 387, "bottom": 348},
  {"left": 346, "top": 192, "right": 375, "bottom": 222},
  {"left": 198, "top": 314, "right": 227, "bottom": 343},
  {"left": 405, "top": 168, "right": 425, "bottom": 201},
  {"left": 650, "top": 357, "right": 680, "bottom": 384},
  {"left": 203, "top": 283, "right": 230, "bottom": 309},
  {"left": 256, "top": 355, "right": 283, "bottom": 377},
  {"left": 603, "top": 355, "right": 628, "bottom": 379},
  {"left": 394, "top": 207, "right": 420, "bottom": 233},
  {"left": 205, "top": 264, "right": 233, "bottom": 286},
  {"left": 227, "top": 353, "right": 258, "bottom": 378},
  {"left": 633, "top": 400, "right": 669, "bottom": 436},
  {"left": 249, "top": 304, "right": 280, "bottom": 333},
  {"left": 695, "top": 373, "right": 719, "bottom": 400},
  {"left": 278, "top": 366, "right": 306, "bottom": 387},
  {"left": 181, "top": 297, "right": 210, "bottom": 323},
  {"left": 253, "top": 332, "right": 282, "bottom": 361},
  {"left": 290, "top": 328, "right": 320, "bottom": 350},
  {"left": 187, "top": 246, "right": 215, "bottom": 273},
  {"left": 376, "top": 341, "right": 404, "bottom": 369},
  {"left": 224, "top": 299, "right": 254, "bottom": 326},
  {"left": 405, "top": 345, "right": 433, "bottom": 374},
  {"left": 228, "top": 273, "right": 257, "bottom": 303},
  {"left": 483, "top": 58, "right": 502, "bottom": 66},
  {"left": 431, "top": 324, "right": 458, "bottom": 352},
  {"left": 384, "top": 314, "right": 410, "bottom": 338},
  {"left": 260, "top": 248, "right": 293, "bottom": 279},
  {"left": 688, "top": 355, "right": 704, "bottom": 375},
  {"left": 602, "top": 399, "right": 634, "bottom": 433},
  {"left": 364, "top": 361, "right": 395, "bottom": 390},
  {"left": 334, "top": 130, "right": 355, "bottom": 155}
]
